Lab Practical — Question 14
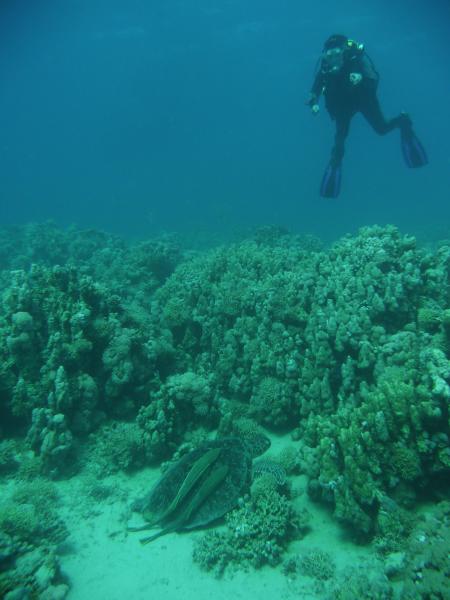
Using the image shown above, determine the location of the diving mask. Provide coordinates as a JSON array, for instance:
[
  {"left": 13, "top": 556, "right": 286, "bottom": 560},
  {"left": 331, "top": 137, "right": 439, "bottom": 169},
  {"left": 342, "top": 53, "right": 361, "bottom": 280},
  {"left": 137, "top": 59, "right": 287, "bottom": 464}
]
[{"left": 321, "top": 46, "right": 344, "bottom": 74}]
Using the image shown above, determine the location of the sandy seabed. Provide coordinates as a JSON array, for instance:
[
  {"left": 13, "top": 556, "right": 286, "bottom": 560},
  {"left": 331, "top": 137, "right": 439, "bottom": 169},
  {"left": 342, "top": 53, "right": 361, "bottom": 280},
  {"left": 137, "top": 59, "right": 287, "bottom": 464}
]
[{"left": 57, "top": 457, "right": 373, "bottom": 600}]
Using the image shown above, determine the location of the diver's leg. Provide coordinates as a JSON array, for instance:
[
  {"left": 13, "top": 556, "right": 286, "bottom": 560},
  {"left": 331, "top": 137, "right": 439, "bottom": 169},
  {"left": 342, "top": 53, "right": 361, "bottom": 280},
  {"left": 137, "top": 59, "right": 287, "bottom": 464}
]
[
  {"left": 330, "top": 114, "right": 351, "bottom": 165},
  {"left": 361, "top": 93, "right": 427, "bottom": 167},
  {"left": 320, "top": 114, "right": 350, "bottom": 198},
  {"left": 360, "top": 94, "right": 406, "bottom": 135}
]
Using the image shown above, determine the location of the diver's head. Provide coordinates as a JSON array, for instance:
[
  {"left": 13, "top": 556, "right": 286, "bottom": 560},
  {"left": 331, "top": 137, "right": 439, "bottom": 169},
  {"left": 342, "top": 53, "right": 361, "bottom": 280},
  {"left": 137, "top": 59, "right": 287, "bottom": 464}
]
[
  {"left": 323, "top": 34, "right": 348, "bottom": 51},
  {"left": 321, "top": 34, "right": 348, "bottom": 75}
]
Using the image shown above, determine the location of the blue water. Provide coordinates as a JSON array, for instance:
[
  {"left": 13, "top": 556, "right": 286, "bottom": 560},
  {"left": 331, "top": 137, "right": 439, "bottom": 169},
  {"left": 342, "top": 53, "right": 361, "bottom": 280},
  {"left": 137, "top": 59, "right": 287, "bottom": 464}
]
[{"left": 0, "top": 0, "right": 449, "bottom": 241}]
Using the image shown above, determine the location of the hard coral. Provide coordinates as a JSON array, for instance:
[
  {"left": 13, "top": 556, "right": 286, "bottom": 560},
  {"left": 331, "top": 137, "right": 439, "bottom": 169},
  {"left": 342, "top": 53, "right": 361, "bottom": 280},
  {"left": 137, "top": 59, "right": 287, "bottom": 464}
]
[{"left": 193, "top": 486, "right": 302, "bottom": 576}]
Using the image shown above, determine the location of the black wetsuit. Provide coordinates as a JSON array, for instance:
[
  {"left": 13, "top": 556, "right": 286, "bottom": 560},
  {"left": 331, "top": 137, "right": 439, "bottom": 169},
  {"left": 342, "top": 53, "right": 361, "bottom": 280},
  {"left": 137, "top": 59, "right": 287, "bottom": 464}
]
[{"left": 310, "top": 49, "right": 406, "bottom": 166}]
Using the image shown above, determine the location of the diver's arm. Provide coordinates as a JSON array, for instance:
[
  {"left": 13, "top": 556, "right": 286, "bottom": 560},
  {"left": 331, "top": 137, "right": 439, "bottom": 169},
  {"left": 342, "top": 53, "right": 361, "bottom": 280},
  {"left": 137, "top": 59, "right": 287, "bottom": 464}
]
[
  {"left": 306, "top": 70, "right": 324, "bottom": 113},
  {"left": 357, "top": 53, "right": 379, "bottom": 90},
  {"left": 311, "top": 70, "right": 325, "bottom": 99}
]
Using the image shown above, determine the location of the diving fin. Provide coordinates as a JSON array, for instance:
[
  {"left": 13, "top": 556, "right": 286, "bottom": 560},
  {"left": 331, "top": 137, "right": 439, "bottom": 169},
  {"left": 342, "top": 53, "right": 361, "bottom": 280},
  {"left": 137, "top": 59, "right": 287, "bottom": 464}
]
[
  {"left": 320, "top": 161, "right": 342, "bottom": 198},
  {"left": 401, "top": 125, "right": 428, "bottom": 168}
]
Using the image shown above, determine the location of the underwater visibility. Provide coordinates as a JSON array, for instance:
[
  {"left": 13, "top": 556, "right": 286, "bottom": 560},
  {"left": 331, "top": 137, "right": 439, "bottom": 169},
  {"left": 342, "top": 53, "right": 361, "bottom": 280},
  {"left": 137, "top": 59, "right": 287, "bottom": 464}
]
[{"left": 0, "top": 1, "right": 449, "bottom": 599}]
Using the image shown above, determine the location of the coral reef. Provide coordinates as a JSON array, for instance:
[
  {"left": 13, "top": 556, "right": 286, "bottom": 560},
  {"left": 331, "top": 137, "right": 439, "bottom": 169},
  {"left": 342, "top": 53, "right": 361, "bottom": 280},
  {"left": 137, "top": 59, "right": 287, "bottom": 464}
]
[
  {"left": 398, "top": 501, "right": 450, "bottom": 599},
  {"left": 192, "top": 486, "right": 307, "bottom": 576},
  {"left": 0, "top": 222, "right": 183, "bottom": 297},
  {"left": 0, "top": 440, "right": 21, "bottom": 475},
  {"left": 301, "top": 358, "right": 449, "bottom": 535},
  {"left": 0, "top": 263, "right": 162, "bottom": 475},
  {"left": 0, "top": 479, "right": 69, "bottom": 598},
  {"left": 0, "top": 221, "right": 449, "bottom": 584},
  {"left": 149, "top": 224, "right": 450, "bottom": 534},
  {"left": 327, "top": 564, "right": 394, "bottom": 600},
  {"left": 283, "top": 548, "right": 336, "bottom": 581},
  {"left": 136, "top": 371, "right": 218, "bottom": 462},
  {"left": 84, "top": 421, "right": 146, "bottom": 475}
]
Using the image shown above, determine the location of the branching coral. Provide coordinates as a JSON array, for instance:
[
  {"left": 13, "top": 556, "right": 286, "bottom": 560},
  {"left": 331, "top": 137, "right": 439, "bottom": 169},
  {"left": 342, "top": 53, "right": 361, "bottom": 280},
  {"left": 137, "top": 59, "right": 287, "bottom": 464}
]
[{"left": 193, "top": 486, "right": 305, "bottom": 576}]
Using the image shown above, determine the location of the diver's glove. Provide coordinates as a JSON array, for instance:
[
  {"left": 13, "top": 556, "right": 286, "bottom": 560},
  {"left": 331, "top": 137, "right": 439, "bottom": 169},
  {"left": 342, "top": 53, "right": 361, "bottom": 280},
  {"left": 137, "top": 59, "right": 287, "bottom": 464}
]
[
  {"left": 349, "top": 72, "right": 362, "bottom": 86},
  {"left": 305, "top": 93, "right": 320, "bottom": 115}
]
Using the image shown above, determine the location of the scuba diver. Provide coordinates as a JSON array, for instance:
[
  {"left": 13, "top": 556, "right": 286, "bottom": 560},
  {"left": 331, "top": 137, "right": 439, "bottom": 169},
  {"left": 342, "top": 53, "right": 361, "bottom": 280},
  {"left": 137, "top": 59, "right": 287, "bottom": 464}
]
[{"left": 306, "top": 34, "right": 428, "bottom": 198}]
